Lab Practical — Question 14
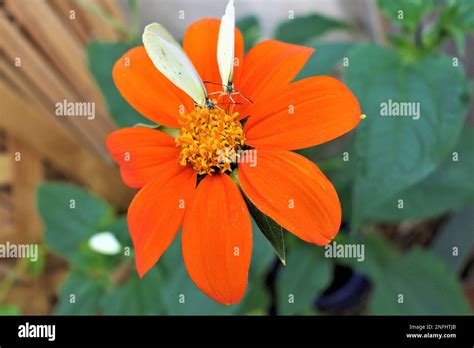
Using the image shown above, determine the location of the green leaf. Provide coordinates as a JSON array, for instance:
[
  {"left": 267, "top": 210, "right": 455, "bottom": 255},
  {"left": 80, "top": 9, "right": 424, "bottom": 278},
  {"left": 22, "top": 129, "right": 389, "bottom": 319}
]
[
  {"left": 87, "top": 42, "right": 147, "bottom": 128},
  {"left": 276, "top": 245, "right": 332, "bottom": 315},
  {"left": 159, "top": 230, "right": 270, "bottom": 314},
  {"left": 55, "top": 266, "right": 165, "bottom": 315},
  {"left": 101, "top": 267, "right": 165, "bottom": 315},
  {"left": 371, "top": 249, "right": 471, "bottom": 315},
  {"left": 347, "top": 234, "right": 470, "bottom": 315},
  {"left": 160, "top": 264, "right": 240, "bottom": 315},
  {"left": 297, "top": 42, "right": 352, "bottom": 78},
  {"left": 450, "top": 0, "right": 474, "bottom": 32},
  {"left": 378, "top": 0, "right": 434, "bottom": 31},
  {"left": 431, "top": 206, "right": 474, "bottom": 273},
  {"left": 103, "top": 216, "right": 131, "bottom": 249},
  {"left": 335, "top": 233, "right": 397, "bottom": 276},
  {"left": 249, "top": 217, "right": 277, "bottom": 276},
  {"left": 365, "top": 127, "right": 474, "bottom": 222},
  {"left": 37, "top": 182, "right": 113, "bottom": 263},
  {"left": 0, "top": 305, "right": 21, "bottom": 315},
  {"left": 158, "top": 232, "right": 237, "bottom": 314},
  {"left": 237, "top": 15, "right": 261, "bottom": 52},
  {"left": 344, "top": 44, "right": 469, "bottom": 225},
  {"left": 245, "top": 198, "right": 286, "bottom": 265},
  {"left": 237, "top": 279, "right": 270, "bottom": 315},
  {"left": 54, "top": 272, "right": 105, "bottom": 315},
  {"left": 274, "top": 13, "right": 350, "bottom": 45}
]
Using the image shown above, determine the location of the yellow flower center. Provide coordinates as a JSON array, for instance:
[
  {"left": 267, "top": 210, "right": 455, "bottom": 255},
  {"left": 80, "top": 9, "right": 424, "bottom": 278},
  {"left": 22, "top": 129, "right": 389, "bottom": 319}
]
[{"left": 175, "top": 105, "right": 245, "bottom": 175}]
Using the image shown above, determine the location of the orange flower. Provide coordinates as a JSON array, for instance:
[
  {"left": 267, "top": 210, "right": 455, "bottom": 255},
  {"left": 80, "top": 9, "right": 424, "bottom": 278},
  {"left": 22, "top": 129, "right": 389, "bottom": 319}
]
[{"left": 106, "top": 19, "right": 361, "bottom": 305}]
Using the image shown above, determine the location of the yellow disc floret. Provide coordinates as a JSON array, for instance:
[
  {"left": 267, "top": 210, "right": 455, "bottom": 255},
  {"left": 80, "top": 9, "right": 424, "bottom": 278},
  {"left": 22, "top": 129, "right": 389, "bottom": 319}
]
[{"left": 176, "top": 105, "right": 245, "bottom": 175}]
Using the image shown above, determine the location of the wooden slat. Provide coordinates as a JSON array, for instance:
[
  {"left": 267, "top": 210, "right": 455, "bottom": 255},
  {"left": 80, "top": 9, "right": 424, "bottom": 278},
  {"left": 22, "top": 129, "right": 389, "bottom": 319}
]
[
  {"left": 0, "top": 154, "right": 11, "bottom": 186},
  {"left": 7, "top": 136, "right": 44, "bottom": 243},
  {"left": 0, "top": 82, "right": 133, "bottom": 209},
  {"left": 49, "top": 0, "right": 91, "bottom": 44},
  {"left": 0, "top": 10, "right": 110, "bottom": 159},
  {"left": 0, "top": 192, "right": 14, "bottom": 243},
  {"left": 4, "top": 0, "right": 115, "bottom": 136},
  {"left": 0, "top": 56, "right": 52, "bottom": 115}
]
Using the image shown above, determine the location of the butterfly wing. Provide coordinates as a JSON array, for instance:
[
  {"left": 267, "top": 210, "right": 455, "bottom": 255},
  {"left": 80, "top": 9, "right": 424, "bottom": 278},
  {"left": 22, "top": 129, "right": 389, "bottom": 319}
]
[
  {"left": 143, "top": 23, "right": 208, "bottom": 105},
  {"left": 217, "top": 0, "right": 235, "bottom": 89}
]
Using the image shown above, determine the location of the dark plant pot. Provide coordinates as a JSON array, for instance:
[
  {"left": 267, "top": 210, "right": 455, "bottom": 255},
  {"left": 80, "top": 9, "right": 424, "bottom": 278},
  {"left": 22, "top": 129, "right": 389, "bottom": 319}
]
[{"left": 315, "top": 264, "right": 372, "bottom": 315}]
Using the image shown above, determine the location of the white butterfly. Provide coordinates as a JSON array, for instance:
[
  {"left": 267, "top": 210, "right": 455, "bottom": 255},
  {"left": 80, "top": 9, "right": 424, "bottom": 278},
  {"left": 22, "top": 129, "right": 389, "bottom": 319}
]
[
  {"left": 217, "top": 0, "right": 235, "bottom": 94},
  {"left": 213, "top": 0, "right": 252, "bottom": 104},
  {"left": 142, "top": 23, "right": 215, "bottom": 108}
]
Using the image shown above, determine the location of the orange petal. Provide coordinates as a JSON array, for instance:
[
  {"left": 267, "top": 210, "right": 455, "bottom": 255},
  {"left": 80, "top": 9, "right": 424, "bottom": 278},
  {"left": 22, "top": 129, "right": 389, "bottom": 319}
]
[
  {"left": 183, "top": 19, "right": 244, "bottom": 95},
  {"left": 128, "top": 166, "right": 196, "bottom": 277},
  {"left": 239, "top": 149, "right": 341, "bottom": 245},
  {"left": 236, "top": 40, "right": 314, "bottom": 117},
  {"left": 106, "top": 127, "right": 181, "bottom": 188},
  {"left": 244, "top": 76, "right": 361, "bottom": 150},
  {"left": 182, "top": 174, "right": 252, "bottom": 305},
  {"left": 113, "top": 46, "right": 194, "bottom": 127}
]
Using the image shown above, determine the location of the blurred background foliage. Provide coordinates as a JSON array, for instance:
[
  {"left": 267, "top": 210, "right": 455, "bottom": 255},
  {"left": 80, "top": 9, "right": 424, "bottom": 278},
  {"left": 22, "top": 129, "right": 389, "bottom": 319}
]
[{"left": 2, "top": 0, "right": 473, "bottom": 316}]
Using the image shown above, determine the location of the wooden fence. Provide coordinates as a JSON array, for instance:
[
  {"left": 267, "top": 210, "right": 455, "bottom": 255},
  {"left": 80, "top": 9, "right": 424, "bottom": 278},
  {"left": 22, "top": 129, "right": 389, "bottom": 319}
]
[{"left": 0, "top": 0, "right": 133, "bottom": 247}]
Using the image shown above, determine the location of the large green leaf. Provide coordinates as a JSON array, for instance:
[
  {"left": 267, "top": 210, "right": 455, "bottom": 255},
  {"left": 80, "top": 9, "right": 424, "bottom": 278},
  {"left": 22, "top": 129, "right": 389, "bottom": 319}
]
[
  {"left": 452, "top": 0, "right": 474, "bottom": 32},
  {"left": 159, "top": 229, "right": 272, "bottom": 314},
  {"left": 101, "top": 267, "right": 165, "bottom": 315},
  {"left": 274, "top": 13, "right": 349, "bottom": 45},
  {"left": 341, "top": 234, "right": 471, "bottom": 315},
  {"left": 245, "top": 198, "right": 286, "bottom": 265},
  {"left": 344, "top": 44, "right": 469, "bottom": 225},
  {"left": 159, "top": 236, "right": 238, "bottom": 315},
  {"left": 297, "top": 42, "right": 353, "bottom": 78},
  {"left": 37, "top": 182, "right": 113, "bottom": 262},
  {"left": 249, "top": 217, "right": 277, "bottom": 276},
  {"left": 159, "top": 264, "right": 239, "bottom": 315},
  {"left": 237, "top": 279, "right": 270, "bottom": 315},
  {"left": 55, "top": 267, "right": 165, "bottom": 315},
  {"left": 104, "top": 216, "right": 132, "bottom": 251},
  {"left": 276, "top": 245, "right": 332, "bottom": 315},
  {"left": 370, "top": 249, "right": 471, "bottom": 315},
  {"left": 87, "top": 42, "right": 147, "bottom": 128},
  {"left": 365, "top": 127, "right": 474, "bottom": 221},
  {"left": 431, "top": 206, "right": 474, "bottom": 273},
  {"left": 378, "top": 0, "right": 434, "bottom": 30},
  {"left": 54, "top": 272, "right": 105, "bottom": 315}
]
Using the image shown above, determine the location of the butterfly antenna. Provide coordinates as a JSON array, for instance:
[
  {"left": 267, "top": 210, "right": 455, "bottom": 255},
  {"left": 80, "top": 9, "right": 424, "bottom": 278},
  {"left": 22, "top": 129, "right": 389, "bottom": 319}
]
[
  {"left": 218, "top": 101, "right": 243, "bottom": 105},
  {"left": 203, "top": 81, "right": 226, "bottom": 87},
  {"left": 236, "top": 92, "right": 253, "bottom": 104}
]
